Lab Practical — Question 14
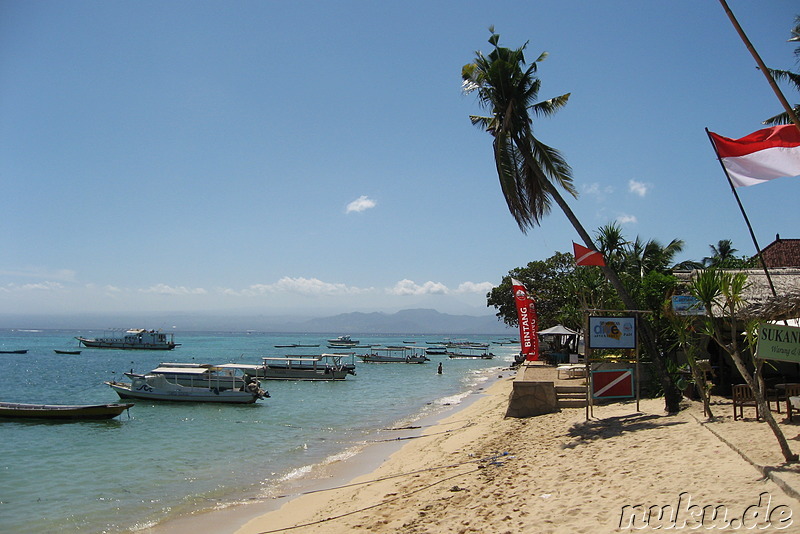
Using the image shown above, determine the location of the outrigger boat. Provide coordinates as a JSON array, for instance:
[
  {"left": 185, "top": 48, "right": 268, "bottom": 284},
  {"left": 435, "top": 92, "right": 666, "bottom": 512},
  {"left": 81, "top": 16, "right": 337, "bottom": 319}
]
[
  {"left": 220, "top": 353, "right": 356, "bottom": 381},
  {"left": 359, "top": 346, "right": 429, "bottom": 364},
  {"left": 447, "top": 346, "right": 494, "bottom": 359},
  {"left": 54, "top": 350, "right": 82, "bottom": 355},
  {"left": 0, "top": 402, "right": 133, "bottom": 420},
  {"left": 106, "top": 366, "right": 267, "bottom": 403},
  {"left": 76, "top": 329, "right": 179, "bottom": 350}
]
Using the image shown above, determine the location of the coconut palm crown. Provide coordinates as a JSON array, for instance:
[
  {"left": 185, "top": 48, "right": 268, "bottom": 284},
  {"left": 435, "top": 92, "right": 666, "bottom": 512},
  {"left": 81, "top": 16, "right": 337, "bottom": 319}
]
[{"left": 462, "top": 28, "right": 573, "bottom": 232}]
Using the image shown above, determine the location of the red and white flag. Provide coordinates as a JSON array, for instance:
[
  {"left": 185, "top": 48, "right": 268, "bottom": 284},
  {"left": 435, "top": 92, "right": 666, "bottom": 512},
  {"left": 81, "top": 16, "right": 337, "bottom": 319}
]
[
  {"left": 573, "top": 242, "right": 606, "bottom": 267},
  {"left": 708, "top": 124, "right": 800, "bottom": 188},
  {"left": 511, "top": 278, "right": 539, "bottom": 362}
]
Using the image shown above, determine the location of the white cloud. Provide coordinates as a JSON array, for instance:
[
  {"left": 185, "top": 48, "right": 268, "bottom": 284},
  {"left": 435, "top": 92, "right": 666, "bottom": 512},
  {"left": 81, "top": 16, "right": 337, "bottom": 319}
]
[
  {"left": 582, "top": 182, "right": 614, "bottom": 202},
  {"left": 628, "top": 180, "right": 649, "bottom": 197},
  {"left": 139, "top": 284, "right": 207, "bottom": 296},
  {"left": 346, "top": 195, "right": 376, "bottom": 213},
  {"left": 617, "top": 214, "right": 638, "bottom": 224},
  {"left": 455, "top": 281, "right": 494, "bottom": 294},
  {"left": 387, "top": 279, "right": 449, "bottom": 296},
  {"left": 234, "top": 277, "right": 369, "bottom": 297}
]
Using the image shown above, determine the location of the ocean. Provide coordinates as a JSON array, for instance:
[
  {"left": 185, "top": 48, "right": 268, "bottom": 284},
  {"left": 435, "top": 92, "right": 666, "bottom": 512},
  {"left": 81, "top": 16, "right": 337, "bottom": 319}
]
[{"left": 0, "top": 329, "right": 519, "bottom": 534}]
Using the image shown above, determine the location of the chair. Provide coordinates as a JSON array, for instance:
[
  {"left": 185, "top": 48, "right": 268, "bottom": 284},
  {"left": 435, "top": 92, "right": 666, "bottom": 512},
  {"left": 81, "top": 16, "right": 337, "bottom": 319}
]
[
  {"left": 732, "top": 384, "right": 759, "bottom": 421},
  {"left": 785, "top": 384, "right": 800, "bottom": 422}
]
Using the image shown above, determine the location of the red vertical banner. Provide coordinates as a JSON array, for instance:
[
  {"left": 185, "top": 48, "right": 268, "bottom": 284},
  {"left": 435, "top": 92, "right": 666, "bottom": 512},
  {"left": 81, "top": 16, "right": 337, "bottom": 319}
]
[{"left": 511, "top": 278, "right": 539, "bottom": 361}]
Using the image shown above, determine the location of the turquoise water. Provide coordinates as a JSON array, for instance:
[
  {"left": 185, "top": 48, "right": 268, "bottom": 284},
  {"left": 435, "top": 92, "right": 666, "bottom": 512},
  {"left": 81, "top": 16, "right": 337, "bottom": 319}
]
[{"left": 0, "top": 329, "right": 519, "bottom": 533}]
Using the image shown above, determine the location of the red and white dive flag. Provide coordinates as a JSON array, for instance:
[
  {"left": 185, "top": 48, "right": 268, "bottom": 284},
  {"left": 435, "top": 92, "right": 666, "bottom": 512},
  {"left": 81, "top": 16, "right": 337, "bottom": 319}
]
[
  {"left": 573, "top": 242, "right": 606, "bottom": 266},
  {"left": 511, "top": 278, "right": 539, "bottom": 361},
  {"left": 708, "top": 124, "right": 800, "bottom": 188}
]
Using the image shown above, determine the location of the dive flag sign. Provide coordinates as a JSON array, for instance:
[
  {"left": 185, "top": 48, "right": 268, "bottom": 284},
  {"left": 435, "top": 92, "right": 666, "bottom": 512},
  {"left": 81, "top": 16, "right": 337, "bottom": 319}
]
[
  {"left": 592, "top": 369, "right": 634, "bottom": 399},
  {"left": 573, "top": 242, "right": 606, "bottom": 266},
  {"left": 511, "top": 278, "right": 539, "bottom": 361}
]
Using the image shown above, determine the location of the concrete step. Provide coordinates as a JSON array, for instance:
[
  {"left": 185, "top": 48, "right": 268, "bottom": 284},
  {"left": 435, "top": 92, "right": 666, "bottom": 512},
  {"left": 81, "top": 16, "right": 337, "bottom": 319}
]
[
  {"left": 555, "top": 386, "right": 587, "bottom": 394},
  {"left": 558, "top": 399, "right": 588, "bottom": 408}
]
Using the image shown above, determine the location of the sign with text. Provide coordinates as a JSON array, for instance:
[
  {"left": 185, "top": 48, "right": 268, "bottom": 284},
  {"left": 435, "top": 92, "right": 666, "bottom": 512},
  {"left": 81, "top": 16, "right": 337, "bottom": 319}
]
[
  {"left": 592, "top": 369, "right": 634, "bottom": 399},
  {"left": 756, "top": 322, "right": 800, "bottom": 363},
  {"left": 588, "top": 316, "right": 636, "bottom": 349}
]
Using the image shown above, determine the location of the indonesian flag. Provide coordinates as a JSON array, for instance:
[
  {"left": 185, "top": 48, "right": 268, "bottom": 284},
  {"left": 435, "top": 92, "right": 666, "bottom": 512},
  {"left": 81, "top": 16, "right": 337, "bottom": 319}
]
[
  {"left": 708, "top": 125, "right": 800, "bottom": 188},
  {"left": 573, "top": 242, "right": 606, "bottom": 266},
  {"left": 511, "top": 278, "right": 539, "bottom": 361}
]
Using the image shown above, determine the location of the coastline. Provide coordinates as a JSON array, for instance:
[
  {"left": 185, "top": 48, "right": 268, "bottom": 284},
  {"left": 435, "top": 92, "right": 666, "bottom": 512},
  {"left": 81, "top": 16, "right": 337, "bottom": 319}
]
[
  {"left": 141, "top": 365, "right": 512, "bottom": 534},
  {"left": 146, "top": 363, "right": 800, "bottom": 533}
]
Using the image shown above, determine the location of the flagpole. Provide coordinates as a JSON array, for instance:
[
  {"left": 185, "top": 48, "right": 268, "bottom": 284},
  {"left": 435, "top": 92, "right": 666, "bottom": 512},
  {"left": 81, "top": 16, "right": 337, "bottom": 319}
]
[
  {"left": 717, "top": 0, "right": 800, "bottom": 133},
  {"left": 705, "top": 128, "right": 778, "bottom": 298}
]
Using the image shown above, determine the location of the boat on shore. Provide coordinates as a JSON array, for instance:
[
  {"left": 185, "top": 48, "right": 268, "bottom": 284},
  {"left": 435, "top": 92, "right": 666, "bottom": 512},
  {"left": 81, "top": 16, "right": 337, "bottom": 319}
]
[
  {"left": 221, "top": 353, "right": 356, "bottom": 381},
  {"left": 76, "top": 329, "right": 179, "bottom": 350},
  {"left": 359, "top": 346, "right": 429, "bottom": 364},
  {"left": 106, "top": 366, "right": 267, "bottom": 403},
  {"left": 0, "top": 402, "right": 133, "bottom": 420}
]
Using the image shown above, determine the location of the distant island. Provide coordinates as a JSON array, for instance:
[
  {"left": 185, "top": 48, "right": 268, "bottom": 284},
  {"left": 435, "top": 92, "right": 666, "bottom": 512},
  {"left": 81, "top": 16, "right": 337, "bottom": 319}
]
[{"left": 0, "top": 308, "right": 513, "bottom": 335}]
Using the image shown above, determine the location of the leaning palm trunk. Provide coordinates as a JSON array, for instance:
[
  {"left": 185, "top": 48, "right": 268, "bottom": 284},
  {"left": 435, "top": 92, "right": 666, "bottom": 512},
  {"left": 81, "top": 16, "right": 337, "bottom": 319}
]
[{"left": 514, "top": 136, "right": 682, "bottom": 413}]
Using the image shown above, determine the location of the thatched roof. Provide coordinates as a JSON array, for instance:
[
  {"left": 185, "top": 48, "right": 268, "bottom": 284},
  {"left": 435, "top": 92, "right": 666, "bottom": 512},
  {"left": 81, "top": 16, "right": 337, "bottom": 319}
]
[{"left": 675, "top": 268, "right": 800, "bottom": 321}]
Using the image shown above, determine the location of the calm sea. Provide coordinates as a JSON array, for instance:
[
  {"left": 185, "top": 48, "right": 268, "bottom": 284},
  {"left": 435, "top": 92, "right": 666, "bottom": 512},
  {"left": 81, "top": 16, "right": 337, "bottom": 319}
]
[{"left": 0, "top": 329, "right": 519, "bottom": 533}]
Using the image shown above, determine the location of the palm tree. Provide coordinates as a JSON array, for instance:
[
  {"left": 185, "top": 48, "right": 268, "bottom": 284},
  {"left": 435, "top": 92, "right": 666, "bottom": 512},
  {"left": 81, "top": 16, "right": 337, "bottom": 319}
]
[
  {"left": 463, "top": 29, "right": 682, "bottom": 412},
  {"left": 702, "top": 239, "right": 738, "bottom": 267},
  {"left": 595, "top": 223, "right": 628, "bottom": 271},
  {"left": 763, "top": 16, "right": 800, "bottom": 126}
]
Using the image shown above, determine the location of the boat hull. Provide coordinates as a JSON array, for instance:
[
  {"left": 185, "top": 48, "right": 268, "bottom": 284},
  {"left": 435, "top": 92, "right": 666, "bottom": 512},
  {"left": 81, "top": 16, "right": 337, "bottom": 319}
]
[
  {"left": 359, "top": 355, "right": 429, "bottom": 364},
  {"left": 0, "top": 402, "right": 133, "bottom": 420},
  {"left": 77, "top": 338, "right": 177, "bottom": 350},
  {"left": 106, "top": 380, "right": 262, "bottom": 404}
]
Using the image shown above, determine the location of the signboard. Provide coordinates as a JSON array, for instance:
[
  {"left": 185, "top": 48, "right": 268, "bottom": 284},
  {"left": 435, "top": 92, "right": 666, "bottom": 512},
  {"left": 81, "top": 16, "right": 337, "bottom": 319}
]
[
  {"left": 756, "top": 322, "right": 800, "bottom": 363},
  {"left": 587, "top": 316, "right": 637, "bottom": 349},
  {"left": 671, "top": 295, "right": 706, "bottom": 316},
  {"left": 592, "top": 369, "right": 634, "bottom": 399}
]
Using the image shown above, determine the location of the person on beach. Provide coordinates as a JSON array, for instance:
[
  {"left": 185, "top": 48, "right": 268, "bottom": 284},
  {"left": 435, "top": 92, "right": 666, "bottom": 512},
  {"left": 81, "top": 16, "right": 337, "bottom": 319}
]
[{"left": 437, "top": 362, "right": 442, "bottom": 374}]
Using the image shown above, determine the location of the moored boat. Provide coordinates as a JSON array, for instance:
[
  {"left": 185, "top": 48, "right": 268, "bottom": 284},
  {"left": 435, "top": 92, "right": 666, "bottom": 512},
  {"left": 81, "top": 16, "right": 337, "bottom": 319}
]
[
  {"left": 76, "top": 329, "right": 179, "bottom": 350},
  {"left": 447, "top": 347, "right": 494, "bottom": 359},
  {"left": 144, "top": 363, "right": 249, "bottom": 389},
  {"left": 0, "top": 402, "right": 133, "bottom": 420},
  {"left": 326, "top": 335, "right": 359, "bottom": 348},
  {"left": 221, "top": 353, "right": 356, "bottom": 381},
  {"left": 0, "top": 350, "right": 28, "bottom": 354},
  {"left": 106, "top": 373, "right": 267, "bottom": 403},
  {"left": 359, "top": 346, "right": 429, "bottom": 364},
  {"left": 54, "top": 350, "right": 82, "bottom": 355}
]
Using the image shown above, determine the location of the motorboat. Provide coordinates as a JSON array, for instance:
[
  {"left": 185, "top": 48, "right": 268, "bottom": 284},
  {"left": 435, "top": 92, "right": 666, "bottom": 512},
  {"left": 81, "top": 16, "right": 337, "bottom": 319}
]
[
  {"left": 425, "top": 346, "right": 448, "bottom": 355},
  {"left": 359, "top": 346, "right": 429, "bottom": 364},
  {"left": 0, "top": 402, "right": 133, "bottom": 420},
  {"left": 106, "top": 368, "right": 267, "bottom": 404},
  {"left": 76, "top": 329, "right": 179, "bottom": 350},
  {"left": 144, "top": 363, "right": 248, "bottom": 389},
  {"left": 220, "top": 353, "right": 356, "bottom": 381},
  {"left": 447, "top": 346, "right": 494, "bottom": 359},
  {"left": 327, "top": 335, "right": 359, "bottom": 348}
]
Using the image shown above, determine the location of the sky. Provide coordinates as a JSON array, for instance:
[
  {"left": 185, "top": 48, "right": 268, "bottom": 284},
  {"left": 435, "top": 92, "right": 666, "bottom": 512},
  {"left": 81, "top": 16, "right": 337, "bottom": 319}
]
[{"left": 1, "top": 1, "right": 799, "bottom": 321}]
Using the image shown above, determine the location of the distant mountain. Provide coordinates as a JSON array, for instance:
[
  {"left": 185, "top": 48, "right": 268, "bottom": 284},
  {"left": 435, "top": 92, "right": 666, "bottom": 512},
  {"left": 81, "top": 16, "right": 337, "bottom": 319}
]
[
  {"left": 299, "top": 308, "right": 512, "bottom": 335},
  {"left": 0, "top": 308, "right": 512, "bottom": 334}
]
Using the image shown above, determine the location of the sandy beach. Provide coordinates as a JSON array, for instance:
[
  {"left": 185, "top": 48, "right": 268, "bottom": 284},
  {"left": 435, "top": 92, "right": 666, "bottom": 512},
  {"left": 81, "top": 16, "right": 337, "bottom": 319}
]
[{"left": 154, "top": 363, "right": 800, "bottom": 533}]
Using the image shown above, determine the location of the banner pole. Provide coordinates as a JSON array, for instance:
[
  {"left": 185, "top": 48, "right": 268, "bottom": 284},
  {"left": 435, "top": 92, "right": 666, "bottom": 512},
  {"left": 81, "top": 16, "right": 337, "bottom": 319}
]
[{"left": 705, "top": 128, "right": 778, "bottom": 298}]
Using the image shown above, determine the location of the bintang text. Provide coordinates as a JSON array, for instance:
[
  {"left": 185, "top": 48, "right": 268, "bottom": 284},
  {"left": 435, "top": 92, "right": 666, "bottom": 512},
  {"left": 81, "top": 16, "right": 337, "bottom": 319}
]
[{"left": 619, "top": 492, "right": 792, "bottom": 530}]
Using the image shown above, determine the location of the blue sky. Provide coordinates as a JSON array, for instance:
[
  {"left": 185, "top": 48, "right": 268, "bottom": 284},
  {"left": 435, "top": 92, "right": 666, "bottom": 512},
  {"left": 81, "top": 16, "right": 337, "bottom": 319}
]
[{"left": 1, "top": 1, "right": 798, "bottom": 319}]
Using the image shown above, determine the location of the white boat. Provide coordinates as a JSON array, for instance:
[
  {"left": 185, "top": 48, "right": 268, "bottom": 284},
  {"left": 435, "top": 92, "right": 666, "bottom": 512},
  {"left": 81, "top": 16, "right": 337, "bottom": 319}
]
[
  {"left": 144, "top": 363, "right": 249, "bottom": 389},
  {"left": 106, "top": 368, "right": 267, "bottom": 404},
  {"left": 327, "top": 335, "right": 359, "bottom": 348},
  {"left": 359, "top": 346, "right": 429, "bottom": 364},
  {"left": 76, "top": 329, "right": 179, "bottom": 350},
  {"left": 220, "top": 353, "right": 356, "bottom": 381}
]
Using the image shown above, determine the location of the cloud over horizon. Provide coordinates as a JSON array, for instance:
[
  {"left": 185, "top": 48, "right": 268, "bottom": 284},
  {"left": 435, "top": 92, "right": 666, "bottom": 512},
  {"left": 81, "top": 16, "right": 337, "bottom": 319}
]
[{"left": 346, "top": 195, "right": 377, "bottom": 213}]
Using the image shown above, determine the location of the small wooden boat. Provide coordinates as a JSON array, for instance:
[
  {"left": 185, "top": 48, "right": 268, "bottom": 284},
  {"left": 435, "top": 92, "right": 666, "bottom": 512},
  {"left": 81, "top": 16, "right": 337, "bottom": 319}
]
[
  {"left": 0, "top": 402, "right": 133, "bottom": 420},
  {"left": 54, "top": 350, "right": 82, "bottom": 355},
  {"left": 0, "top": 349, "right": 28, "bottom": 354}
]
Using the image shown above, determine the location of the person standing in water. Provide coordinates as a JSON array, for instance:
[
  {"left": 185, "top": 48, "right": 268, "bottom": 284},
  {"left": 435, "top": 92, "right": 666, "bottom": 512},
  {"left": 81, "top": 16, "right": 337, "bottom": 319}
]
[{"left": 437, "top": 362, "right": 443, "bottom": 374}]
